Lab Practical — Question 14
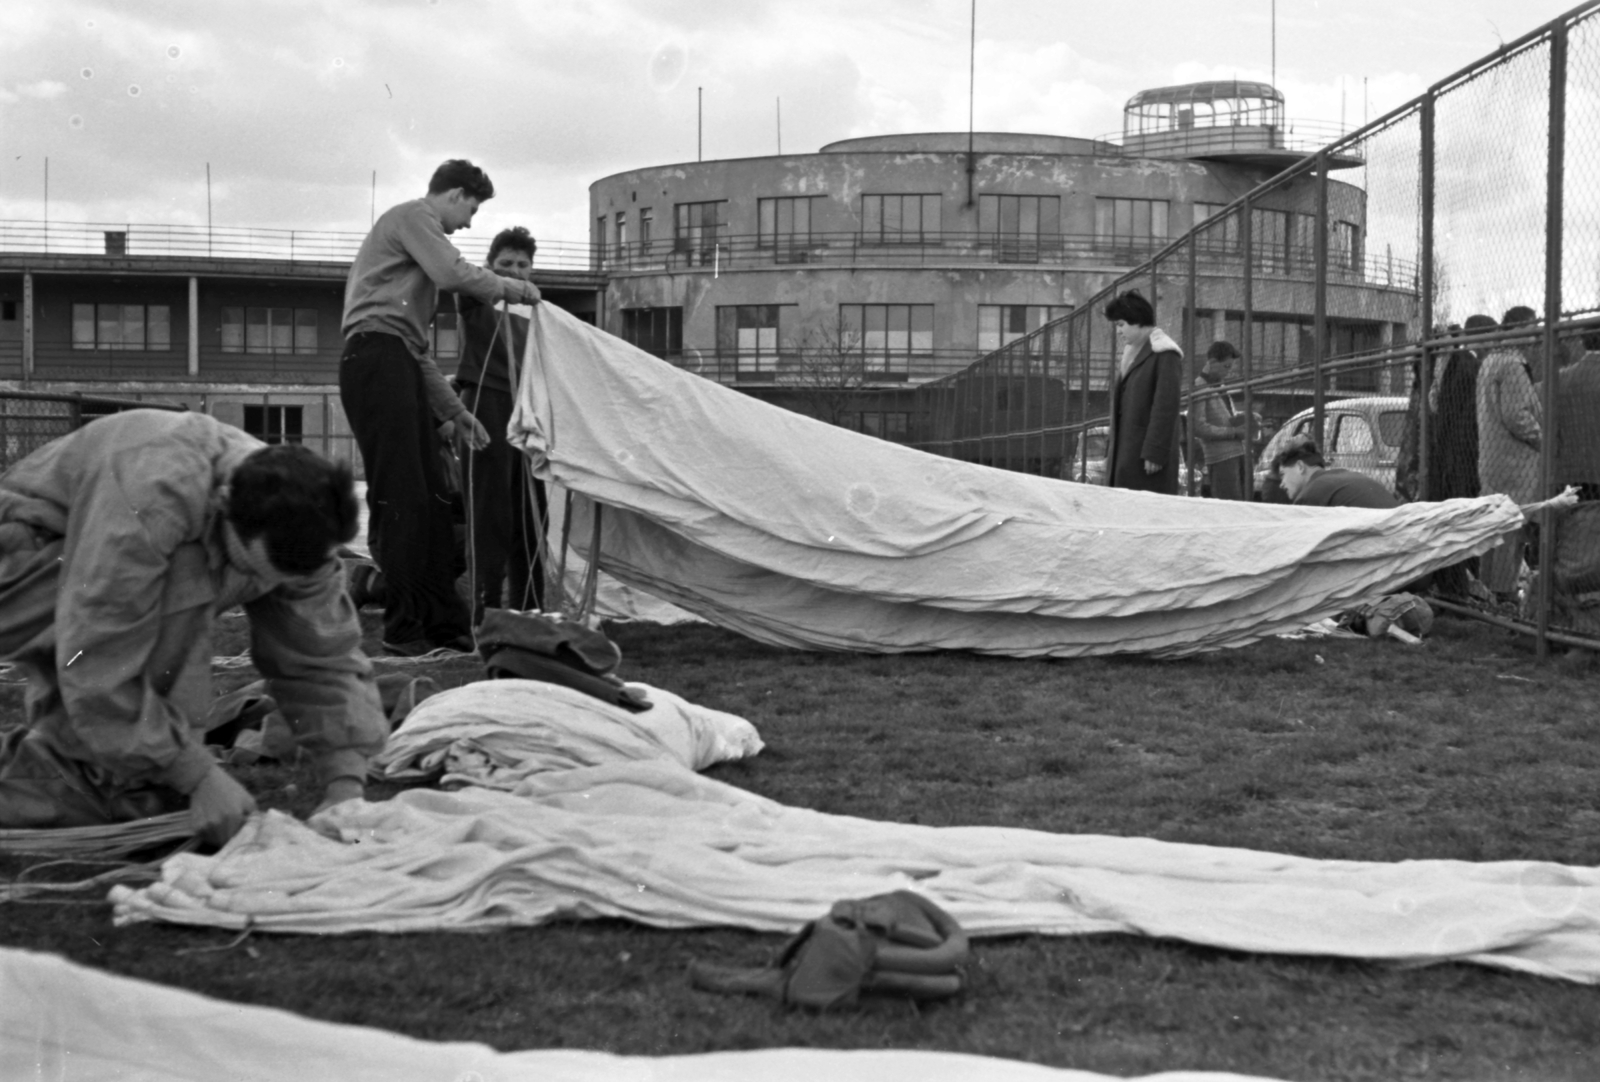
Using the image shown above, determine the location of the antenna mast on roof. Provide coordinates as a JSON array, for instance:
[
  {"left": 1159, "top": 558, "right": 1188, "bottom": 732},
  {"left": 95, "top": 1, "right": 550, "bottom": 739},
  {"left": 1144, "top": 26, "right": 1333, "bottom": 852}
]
[
  {"left": 965, "top": 0, "right": 976, "bottom": 208},
  {"left": 1270, "top": 0, "right": 1276, "bottom": 87}
]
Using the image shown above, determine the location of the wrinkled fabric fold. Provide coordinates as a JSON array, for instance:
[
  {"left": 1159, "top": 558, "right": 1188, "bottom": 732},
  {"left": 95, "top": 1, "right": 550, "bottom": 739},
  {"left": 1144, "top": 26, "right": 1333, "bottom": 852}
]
[
  {"left": 110, "top": 760, "right": 1600, "bottom": 984},
  {"left": 506, "top": 304, "right": 1522, "bottom": 657}
]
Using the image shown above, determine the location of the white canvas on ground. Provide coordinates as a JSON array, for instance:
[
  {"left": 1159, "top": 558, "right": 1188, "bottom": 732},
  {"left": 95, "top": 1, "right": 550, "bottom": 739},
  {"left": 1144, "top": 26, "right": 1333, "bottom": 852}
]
[
  {"left": 0, "top": 947, "right": 1284, "bottom": 1082},
  {"left": 505, "top": 304, "right": 1523, "bottom": 657},
  {"left": 110, "top": 760, "right": 1600, "bottom": 983}
]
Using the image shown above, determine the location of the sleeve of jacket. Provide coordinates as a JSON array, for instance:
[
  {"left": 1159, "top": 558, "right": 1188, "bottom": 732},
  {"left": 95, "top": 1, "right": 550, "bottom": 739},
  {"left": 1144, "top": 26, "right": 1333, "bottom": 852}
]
[
  {"left": 397, "top": 208, "right": 526, "bottom": 307},
  {"left": 1190, "top": 385, "right": 1237, "bottom": 440},
  {"left": 1141, "top": 353, "right": 1185, "bottom": 466},
  {"left": 42, "top": 444, "right": 219, "bottom": 794},
  {"left": 1499, "top": 364, "right": 1543, "bottom": 449},
  {"left": 244, "top": 559, "right": 387, "bottom": 786}
]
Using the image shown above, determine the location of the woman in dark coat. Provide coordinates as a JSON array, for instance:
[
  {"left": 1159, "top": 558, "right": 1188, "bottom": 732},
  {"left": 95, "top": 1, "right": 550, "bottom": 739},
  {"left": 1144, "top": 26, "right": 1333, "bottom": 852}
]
[{"left": 1104, "top": 290, "right": 1184, "bottom": 495}]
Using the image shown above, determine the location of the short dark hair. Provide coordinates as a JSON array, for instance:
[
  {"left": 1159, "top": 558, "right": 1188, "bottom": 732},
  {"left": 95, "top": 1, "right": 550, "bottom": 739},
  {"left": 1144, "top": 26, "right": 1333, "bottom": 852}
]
[
  {"left": 227, "top": 445, "right": 359, "bottom": 574},
  {"left": 1205, "top": 340, "right": 1240, "bottom": 363},
  {"left": 1274, "top": 435, "right": 1325, "bottom": 472},
  {"left": 488, "top": 225, "right": 537, "bottom": 265},
  {"left": 1463, "top": 314, "right": 1498, "bottom": 334},
  {"left": 1103, "top": 290, "right": 1155, "bottom": 327},
  {"left": 428, "top": 159, "right": 495, "bottom": 201},
  {"left": 1502, "top": 305, "right": 1538, "bottom": 328}
]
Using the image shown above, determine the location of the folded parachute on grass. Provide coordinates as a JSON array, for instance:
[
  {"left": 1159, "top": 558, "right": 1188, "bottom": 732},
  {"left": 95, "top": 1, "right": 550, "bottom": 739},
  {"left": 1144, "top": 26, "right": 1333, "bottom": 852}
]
[
  {"left": 375, "top": 678, "right": 763, "bottom": 788},
  {"left": 508, "top": 304, "right": 1522, "bottom": 657},
  {"left": 0, "top": 949, "right": 1283, "bottom": 1082},
  {"left": 110, "top": 755, "right": 1600, "bottom": 984}
]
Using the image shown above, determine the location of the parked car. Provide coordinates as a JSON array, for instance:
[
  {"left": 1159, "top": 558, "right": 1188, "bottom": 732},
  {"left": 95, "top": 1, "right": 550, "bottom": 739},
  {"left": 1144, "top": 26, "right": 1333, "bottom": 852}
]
[{"left": 1253, "top": 396, "right": 1410, "bottom": 499}]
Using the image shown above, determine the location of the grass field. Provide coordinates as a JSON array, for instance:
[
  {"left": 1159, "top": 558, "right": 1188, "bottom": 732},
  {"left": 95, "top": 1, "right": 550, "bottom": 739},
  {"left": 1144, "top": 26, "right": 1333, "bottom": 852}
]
[{"left": 4, "top": 611, "right": 1600, "bottom": 1081}]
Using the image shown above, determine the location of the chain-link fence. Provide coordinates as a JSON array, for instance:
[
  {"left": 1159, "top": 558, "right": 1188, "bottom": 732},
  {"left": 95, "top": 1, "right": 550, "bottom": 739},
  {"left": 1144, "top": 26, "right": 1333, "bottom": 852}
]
[
  {"left": 909, "top": 1, "right": 1600, "bottom": 655},
  {"left": 0, "top": 391, "right": 187, "bottom": 472}
]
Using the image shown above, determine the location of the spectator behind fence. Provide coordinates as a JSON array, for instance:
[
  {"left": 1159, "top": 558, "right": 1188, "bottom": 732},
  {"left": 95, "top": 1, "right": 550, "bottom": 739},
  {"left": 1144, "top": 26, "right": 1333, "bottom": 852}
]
[
  {"left": 1429, "top": 313, "right": 1496, "bottom": 598},
  {"left": 1104, "top": 290, "right": 1183, "bottom": 496},
  {"left": 1192, "top": 341, "right": 1255, "bottom": 501},
  {"left": 1476, "top": 305, "right": 1543, "bottom": 604},
  {"left": 1273, "top": 435, "right": 1400, "bottom": 510},
  {"left": 1553, "top": 329, "right": 1600, "bottom": 500}
]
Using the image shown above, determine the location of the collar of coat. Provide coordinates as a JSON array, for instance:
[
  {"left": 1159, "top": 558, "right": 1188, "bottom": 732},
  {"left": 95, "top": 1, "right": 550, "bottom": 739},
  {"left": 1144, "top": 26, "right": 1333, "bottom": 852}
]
[{"left": 1119, "top": 327, "right": 1183, "bottom": 379}]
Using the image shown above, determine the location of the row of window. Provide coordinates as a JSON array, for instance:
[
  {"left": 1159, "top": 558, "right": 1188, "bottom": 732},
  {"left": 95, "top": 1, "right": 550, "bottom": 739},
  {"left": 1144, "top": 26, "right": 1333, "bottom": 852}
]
[
  {"left": 601, "top": 194, "right": 1362, "bottom": 259},
  {"left": 1194, "top": 204, "right": 1363, "bottom": 270},
  {"left": 625, "top": 303, "right": 1074, "bottom": 370},
  {"left": 68, "top": 303, "right": 326, "bottom": 354}
]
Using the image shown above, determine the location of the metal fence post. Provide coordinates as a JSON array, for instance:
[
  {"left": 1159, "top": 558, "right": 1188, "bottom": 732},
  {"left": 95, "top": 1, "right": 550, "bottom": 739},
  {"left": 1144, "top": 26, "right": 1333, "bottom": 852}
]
[
  {"left": 1420, "top": 92, "right": 1436, "bottom": 501},
  {"left": 1241, "top": 200, "right": 1254, "bottom": 471},
  {"left": 1184, "top": 237, "right": 1198, "bottom": 496},
  {"left": 1312, "top": 150, "right": 1329, "bottom": 447},
  {"left": 1538, "top": 19, "right": 1569, "bottom": 659}
]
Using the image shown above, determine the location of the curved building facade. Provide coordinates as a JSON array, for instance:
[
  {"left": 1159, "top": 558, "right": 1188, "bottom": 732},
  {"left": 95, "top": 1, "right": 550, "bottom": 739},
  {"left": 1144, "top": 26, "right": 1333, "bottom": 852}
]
[{"left": 590, "top": 85, "right": 1413, "bottom": 437}]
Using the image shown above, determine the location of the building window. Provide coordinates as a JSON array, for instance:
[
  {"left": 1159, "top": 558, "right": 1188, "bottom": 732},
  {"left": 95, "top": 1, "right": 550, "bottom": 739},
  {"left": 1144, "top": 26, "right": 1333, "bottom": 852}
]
[
  {"left": 71, "top": 303, "right": 172, "bottom": 351},
  {"left": 1094, "top": 198, "right": 1169, "bottom": 252},
  {"left": 758, "top": 196, "right": 818, "bottom": 260},
  {"left": 1331, "top": 220, "right": 1362, "bottom": 271},
  {"left": 674, "top": 200, "right": 727, "bottom": 266},
  {"left": 639, "top": 208, "right": 654, "bottom": 252},
  {"left": 977, "top": 305, "right": 1072, "bottom": 352},
  {"left": 978, "top": 195, "right": 1062, "bottom": 262},
  {"left": 621, "top": 307, "right": 683, "bottom": 359},
  {"left": 243, "top": 404, "right": 304, "bottom": 446},
  {"left": 1, "top": 301, "right": 15, "bottom": 321},
  {"left": 1251, "top": 208, "right": 1290, "bottom": 273},
  {"left": 716, "top": 304, "right": 794, "bottom": 374},
  {"left": 839, "top": 303, "right": 933, "bottom": 377},
  {"left": 1194, "top": 202, "right": 1240, "bottom": 252},
  {"left": 857, "top": 412, "right": 910, "bottom": 442},
  {"left": 615, "top": 211, "right": 627, "bottom": 258},
  {"left": 220, "top": 307, "right": 319, "bottom": 354},
  {"left": 861, "top": 194, "right": 941, "bottom": 244},
  {"left": 431, "top": 310, "right": 459, "bottom": 359}
]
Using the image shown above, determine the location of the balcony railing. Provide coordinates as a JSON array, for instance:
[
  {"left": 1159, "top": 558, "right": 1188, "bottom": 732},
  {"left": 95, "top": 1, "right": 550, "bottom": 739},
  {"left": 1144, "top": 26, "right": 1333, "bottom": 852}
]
[
  {"left": 0, "top": 219, "right": 595, "bottom": 271},
  {"left": 598, "top": 230, "right": 1415, "bottom": 289}
]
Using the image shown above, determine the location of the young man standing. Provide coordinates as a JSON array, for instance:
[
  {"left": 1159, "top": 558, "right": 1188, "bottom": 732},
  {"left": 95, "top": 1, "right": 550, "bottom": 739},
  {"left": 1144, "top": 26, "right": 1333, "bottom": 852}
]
[
  {"left": 1191, "top": 341, "right": 1254, "bottom": 501},
  {"left": 454, "top": 225, "right": 547, "bottom": 618},
  {"left": 340, "top": 159, "right": 542, "bottom": 655}
]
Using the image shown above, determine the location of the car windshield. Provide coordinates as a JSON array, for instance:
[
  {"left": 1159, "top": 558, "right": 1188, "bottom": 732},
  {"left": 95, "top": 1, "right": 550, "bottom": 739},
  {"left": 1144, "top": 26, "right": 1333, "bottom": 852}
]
[{"left": 1377, "top": 412, "right": 1407, "bottom": 447}]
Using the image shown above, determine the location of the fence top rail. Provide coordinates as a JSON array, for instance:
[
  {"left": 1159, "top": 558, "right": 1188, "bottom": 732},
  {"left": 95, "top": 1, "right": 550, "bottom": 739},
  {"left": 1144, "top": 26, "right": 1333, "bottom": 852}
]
[{"left": 0, "top": 389, "right": 186, "bottom": 410}]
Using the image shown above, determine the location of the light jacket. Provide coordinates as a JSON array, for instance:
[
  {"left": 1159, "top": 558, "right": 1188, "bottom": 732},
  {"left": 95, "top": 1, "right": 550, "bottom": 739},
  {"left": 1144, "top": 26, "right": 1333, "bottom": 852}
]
[
  {"left": 0, "top": 410, "right": 386, "bottom": 792},
  {"left": 1191, "top": 375, "right": 1247, "bottom": 464}
]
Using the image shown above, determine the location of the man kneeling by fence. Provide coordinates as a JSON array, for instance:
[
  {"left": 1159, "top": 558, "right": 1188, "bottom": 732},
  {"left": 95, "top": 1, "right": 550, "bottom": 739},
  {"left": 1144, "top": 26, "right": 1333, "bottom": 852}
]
[{"left": 0, "top": 410, "right": 387, "bottom": 847}]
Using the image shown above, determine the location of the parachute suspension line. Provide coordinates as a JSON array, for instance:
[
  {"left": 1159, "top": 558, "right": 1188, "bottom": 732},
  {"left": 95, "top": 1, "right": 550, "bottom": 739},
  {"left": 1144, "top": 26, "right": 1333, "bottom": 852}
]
[
  {"left": 577, "top": 502, "right": 604, "bottom": 623},
  {"left": 554, "top": 488, "right": 575, "bottom": 616}
]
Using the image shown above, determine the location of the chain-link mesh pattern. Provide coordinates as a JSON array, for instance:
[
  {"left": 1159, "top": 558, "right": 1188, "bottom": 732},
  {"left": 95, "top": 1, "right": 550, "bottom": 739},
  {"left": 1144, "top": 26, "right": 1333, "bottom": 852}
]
[
  {"left": 907, "top": 4, "right": 1600, "bottom": 650},
  {"left": 0, "top": 396, "right": 78, "bottom": 472}
]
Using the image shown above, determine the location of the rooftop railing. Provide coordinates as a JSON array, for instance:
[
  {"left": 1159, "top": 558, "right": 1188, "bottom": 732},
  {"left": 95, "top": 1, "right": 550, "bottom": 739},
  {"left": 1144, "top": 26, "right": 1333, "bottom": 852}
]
[
  {"left": 599, "top": 230, "right": 1417, "bottom": 289},
  {"left": 0, "top": 219, "right": 596, "bottom": 271},
  {"left": 1099, "top": 119, "right": 1359, "bottom": 162}
]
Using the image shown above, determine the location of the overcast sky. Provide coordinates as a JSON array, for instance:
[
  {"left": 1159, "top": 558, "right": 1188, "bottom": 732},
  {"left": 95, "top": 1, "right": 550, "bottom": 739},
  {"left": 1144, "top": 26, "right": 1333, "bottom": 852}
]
[{"left": 0, "top": 0, "right": 1582, "bottom": 250}]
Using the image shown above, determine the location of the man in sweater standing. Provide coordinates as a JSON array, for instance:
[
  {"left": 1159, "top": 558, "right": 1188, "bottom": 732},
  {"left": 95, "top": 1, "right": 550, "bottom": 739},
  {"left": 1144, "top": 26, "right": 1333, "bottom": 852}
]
[
  {"left": 340, "top": 160, "right": 542, "bottom": 655},
  {"left": 1192, "top": 341, "right": 1253, "bottom": 500}
]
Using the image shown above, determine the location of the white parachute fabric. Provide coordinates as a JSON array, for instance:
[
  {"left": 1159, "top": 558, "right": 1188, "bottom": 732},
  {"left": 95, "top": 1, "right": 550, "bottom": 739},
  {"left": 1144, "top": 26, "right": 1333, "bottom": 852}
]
[
  {"left": 109, "top": 760, "right": 1600, "bottom": 983},
  {"left": 506, "top": 304, "right": 1521, "bottom": 657},
  {"left": 376, "top": 678, "right": 763, "bottom": 788},
  {"left": 0, "top": 949, "right": 1284, "bottom": 1082}
]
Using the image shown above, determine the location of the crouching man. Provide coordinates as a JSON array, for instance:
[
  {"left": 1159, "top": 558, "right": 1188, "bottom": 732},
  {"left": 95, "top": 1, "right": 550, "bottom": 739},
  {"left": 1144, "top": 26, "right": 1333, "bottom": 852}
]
[{"left": 0, "top": 409, "right": 388, "bottom": 846}]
